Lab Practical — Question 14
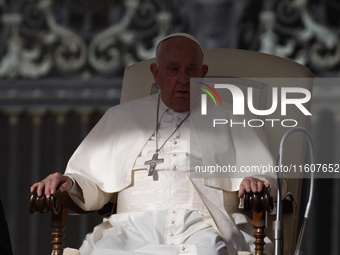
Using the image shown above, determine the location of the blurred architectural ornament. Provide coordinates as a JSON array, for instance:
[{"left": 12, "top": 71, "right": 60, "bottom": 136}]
[
  {"left": 295, "top": 0, "right": 340, "bottom": 69},
  {"left": 38, "top": 0, "right": 87, "bottom": 73},
  {"left": 0, "top": 14, "right": 52, "bottom": 78},
  {"left": 87, "top": 0, "right": 140, "bottom": 74},
  {"left": 0, "top": 0, "right": 339, "bottom": 79},
  {"left": 0, "top": 0, "right": 172, "bottom": 79},
  {"left": 135, "top": 11, "right": 172, "bottom": 61},
  {"left": 258, "top": 0, "right": 340, "bottom": 72}
]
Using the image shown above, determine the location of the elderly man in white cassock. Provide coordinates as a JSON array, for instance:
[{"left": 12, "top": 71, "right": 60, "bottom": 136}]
[{"left": 31, "top": 33, "right": 281, "bottom": 255}]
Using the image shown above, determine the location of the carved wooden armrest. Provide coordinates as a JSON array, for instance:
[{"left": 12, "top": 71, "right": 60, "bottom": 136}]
[
  {"left": 243, "top": 187, "right": 274, "bottom": 255},
  {"left": 29, "top": 191, "right": 115, "bottom": 255},
  {"left": 30, "top": 191, "right": 70, "bottom": 255}
]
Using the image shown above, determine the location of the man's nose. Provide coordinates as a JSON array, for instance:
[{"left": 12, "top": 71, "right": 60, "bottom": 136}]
[{"left": 178, "top": 70, "right": 190, "bottom": 84}]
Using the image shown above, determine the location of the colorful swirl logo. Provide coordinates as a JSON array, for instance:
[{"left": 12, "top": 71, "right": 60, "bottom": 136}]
[{"left": 198, "top": 82, "right": 222, "bottom": 107}]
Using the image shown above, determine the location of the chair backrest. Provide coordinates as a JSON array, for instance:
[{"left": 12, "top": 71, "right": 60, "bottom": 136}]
[{"left": 121, "top": 48, "right": 314, "bottom": 255}]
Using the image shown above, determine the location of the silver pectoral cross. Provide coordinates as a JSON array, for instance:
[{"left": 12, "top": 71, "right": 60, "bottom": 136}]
[{"left": 145, "top": 153, "right": 164, "bottom": 176}]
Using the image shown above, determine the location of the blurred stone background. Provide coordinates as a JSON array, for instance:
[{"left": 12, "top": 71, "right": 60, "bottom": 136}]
[{"left": 0, "top": 0, "right": 339, "bottom": 254}]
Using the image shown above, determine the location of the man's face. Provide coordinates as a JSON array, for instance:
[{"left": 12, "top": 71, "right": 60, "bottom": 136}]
[{"left": 150, "top": 37, "right": 208, "bottom": 112}]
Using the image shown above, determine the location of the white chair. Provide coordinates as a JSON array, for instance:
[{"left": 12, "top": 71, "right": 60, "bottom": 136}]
[
  {"left": 30, "top": 48, "right": 314, "bottom": 255},
  {"left": 121, "top": 48, "right": 314, "bottom": 255}
]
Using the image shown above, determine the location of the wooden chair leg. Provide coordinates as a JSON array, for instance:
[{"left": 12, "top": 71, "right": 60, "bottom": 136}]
[
  {"left": 244, "top": 187, "right": 274, "bottom": 255},
  {"left": 253, "top": 210, "right": 266, "bottom": 255},
  {"left": 30, "top": 192, "right": 67, "bottom": 255},
  {"left": 51, "top": 207, "right": 67, "bottom": 255}
]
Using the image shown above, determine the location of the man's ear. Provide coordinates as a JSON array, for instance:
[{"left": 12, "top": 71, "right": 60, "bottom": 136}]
[
  {"left": 150, "top": 63, "right": 159, "bottom": 84},
  {"left": 201, "top": 64, "right": 208, "bottom": 77}
]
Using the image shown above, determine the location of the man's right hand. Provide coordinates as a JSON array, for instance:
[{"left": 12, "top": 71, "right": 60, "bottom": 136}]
[{"left": 30, "top": 173, "right": 73, "bottom": 199}]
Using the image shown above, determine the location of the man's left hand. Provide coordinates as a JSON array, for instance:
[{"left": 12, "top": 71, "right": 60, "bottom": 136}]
[{"left": 238, "top": 177, "right": 270, "bottom": 198}]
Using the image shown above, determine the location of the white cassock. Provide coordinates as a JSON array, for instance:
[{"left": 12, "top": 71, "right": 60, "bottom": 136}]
[{"left": 64, "top": 94, "right": 280, "bottom": 255}]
